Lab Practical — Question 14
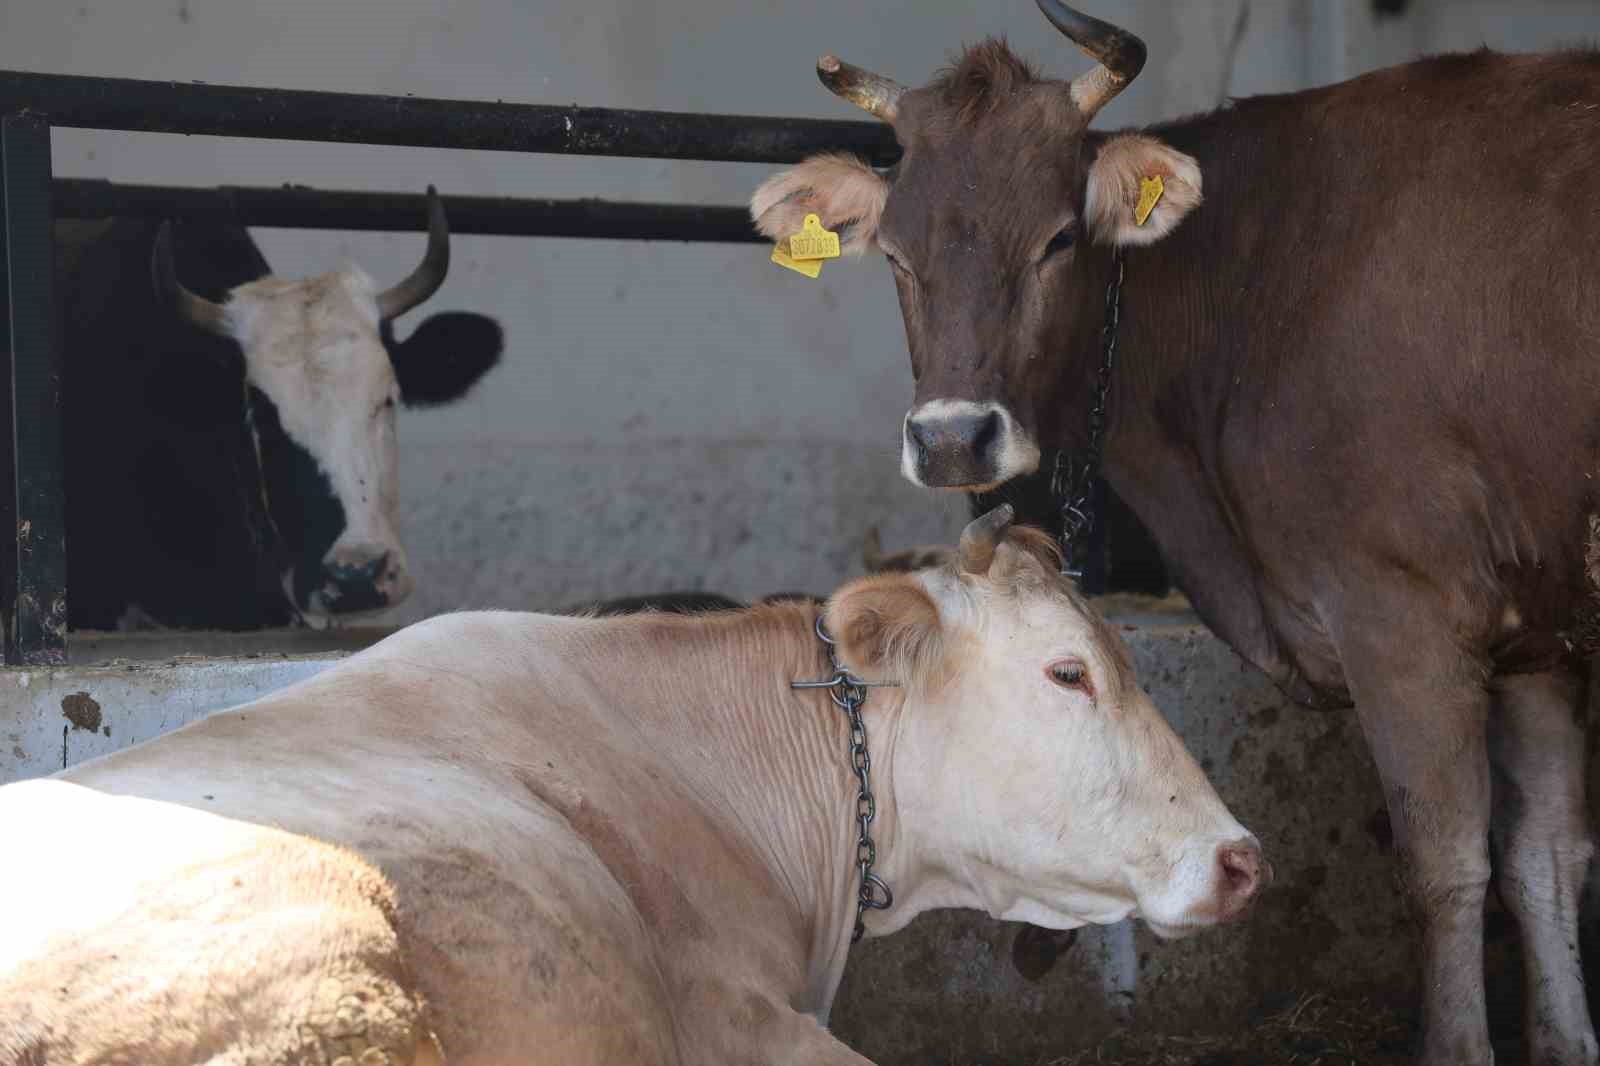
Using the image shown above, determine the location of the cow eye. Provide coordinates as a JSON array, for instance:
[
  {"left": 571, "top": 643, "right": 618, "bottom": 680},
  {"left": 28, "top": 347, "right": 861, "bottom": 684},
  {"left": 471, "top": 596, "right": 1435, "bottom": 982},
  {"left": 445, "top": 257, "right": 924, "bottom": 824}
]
[
  {"left": 1047, "top": 659, "right": 1090, "bottom": 691},
  {"left": 1043, "top": 226, "right": 1077, "bottom": 260}
]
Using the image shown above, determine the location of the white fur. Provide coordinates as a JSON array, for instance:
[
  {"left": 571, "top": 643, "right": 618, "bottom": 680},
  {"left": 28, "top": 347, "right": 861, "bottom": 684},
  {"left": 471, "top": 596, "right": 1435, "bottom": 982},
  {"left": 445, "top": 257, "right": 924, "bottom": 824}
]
[
  {"left": 223, "top": 268, "right": 413, "bottom": 619},
  {"left": 1085, "top": 134, "right": 1203, "bottom": 248},
  {"left": 749, "top": 153, "right": 891, "bottom": 256},
  {"left": 899, "top": 399, "right": 1042, "bottom": 489},
  {"left": 865, "top": 558, "right": 1255, "bottom": 937}
]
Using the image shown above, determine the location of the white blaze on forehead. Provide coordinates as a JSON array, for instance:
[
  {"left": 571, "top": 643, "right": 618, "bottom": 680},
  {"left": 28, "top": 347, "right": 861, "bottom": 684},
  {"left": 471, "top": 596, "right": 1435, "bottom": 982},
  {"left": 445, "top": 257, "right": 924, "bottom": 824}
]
[{"left": 222, "top": 268, "right": 406, "bottom": 578}]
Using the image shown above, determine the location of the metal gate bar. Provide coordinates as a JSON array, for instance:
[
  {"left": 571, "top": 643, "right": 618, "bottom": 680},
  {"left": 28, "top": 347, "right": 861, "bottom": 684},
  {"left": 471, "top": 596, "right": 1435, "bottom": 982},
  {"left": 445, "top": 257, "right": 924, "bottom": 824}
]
[
  {"left": 0, "top": 70, "right": 901, "bottom": 166},
  {"left": 1, "top": 115, "right": 66, "bottom": 666},
  {"left": 54, "top": 179, "right": 767, "bottom": 243}
]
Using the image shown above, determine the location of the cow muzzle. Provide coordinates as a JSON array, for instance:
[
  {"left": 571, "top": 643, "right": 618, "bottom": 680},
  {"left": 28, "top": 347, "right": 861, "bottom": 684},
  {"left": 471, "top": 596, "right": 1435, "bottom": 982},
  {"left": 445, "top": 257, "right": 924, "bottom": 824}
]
[
  {"left": 1143, "top": 833, "right": 1272, "bottom": 938},
  {"left": 292, "top": 543, "right": 414, "bottom": 621},
  {"left": 901, "top": 400, "right": 1041, "bottom": 490}
]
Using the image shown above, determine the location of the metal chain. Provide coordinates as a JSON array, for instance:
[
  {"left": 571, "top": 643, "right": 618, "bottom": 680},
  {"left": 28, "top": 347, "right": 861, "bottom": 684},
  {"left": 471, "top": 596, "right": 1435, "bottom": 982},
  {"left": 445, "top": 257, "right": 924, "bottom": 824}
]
[
  {"left": 791, "top": 613, "right": 898, "bottom": 942},
  {"left": 239, "top": 384, "right": 305, "bottom": 624},
  {"left": 1050, "top": 248, "right": 1124, "bottom": 579}
]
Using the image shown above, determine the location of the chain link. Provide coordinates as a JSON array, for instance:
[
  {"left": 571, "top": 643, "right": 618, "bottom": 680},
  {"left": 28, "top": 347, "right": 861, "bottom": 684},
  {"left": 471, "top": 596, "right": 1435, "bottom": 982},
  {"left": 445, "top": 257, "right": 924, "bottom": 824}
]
[
  {"left": 792, "top": 613, "right": 897, "bottom": 942},
  {"left": 1051, "top": 248, "right": 1124, "bottom": 579}
]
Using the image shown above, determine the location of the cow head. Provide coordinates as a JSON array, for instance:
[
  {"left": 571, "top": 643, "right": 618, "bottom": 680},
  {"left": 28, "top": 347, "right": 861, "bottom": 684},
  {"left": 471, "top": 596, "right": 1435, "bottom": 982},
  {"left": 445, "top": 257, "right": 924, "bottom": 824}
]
[
  {"left": 827, "top": 506, "right": 1264, "bottom": 936},
  {"left": 152, "top": 189, "right": 501, "bottom": 624},
  {"left": 752, "top": 2, "right": 1199, "bottom": 491}
]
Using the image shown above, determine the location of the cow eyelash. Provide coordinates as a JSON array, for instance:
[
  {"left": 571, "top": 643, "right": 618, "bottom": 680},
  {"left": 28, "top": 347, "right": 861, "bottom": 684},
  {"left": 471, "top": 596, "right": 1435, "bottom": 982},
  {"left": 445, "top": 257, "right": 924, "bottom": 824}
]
[
  {"left": 1042, "top": 226, "right": 1077, "bottom": 260},
  {"left": 1046, "top": 659, "right": 1092, "bottom": 695}
]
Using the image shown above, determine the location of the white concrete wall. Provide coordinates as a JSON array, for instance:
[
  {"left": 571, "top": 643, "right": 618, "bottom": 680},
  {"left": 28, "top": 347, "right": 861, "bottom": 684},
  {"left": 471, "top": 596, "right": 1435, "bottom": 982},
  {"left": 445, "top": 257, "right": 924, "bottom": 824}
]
[{"left": 0, "top": 0, "right": 1593, "bottom": 623}]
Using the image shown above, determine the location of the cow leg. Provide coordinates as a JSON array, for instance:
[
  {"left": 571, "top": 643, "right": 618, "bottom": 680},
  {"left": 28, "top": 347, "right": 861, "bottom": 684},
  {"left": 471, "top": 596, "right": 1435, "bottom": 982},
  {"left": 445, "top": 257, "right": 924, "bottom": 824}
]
[
  {"left": 689, "top": 985, "right": 875, "bottom": 1066},
  {"left": 1489, "top": 668, "right": 1599, "bottom": 1066},
  {"left": 1340, "top": 618, "right": 1494, "bottom": 1065},
  {"left": 762, "top": 1009, "right": 877, "bottom": 1066}
]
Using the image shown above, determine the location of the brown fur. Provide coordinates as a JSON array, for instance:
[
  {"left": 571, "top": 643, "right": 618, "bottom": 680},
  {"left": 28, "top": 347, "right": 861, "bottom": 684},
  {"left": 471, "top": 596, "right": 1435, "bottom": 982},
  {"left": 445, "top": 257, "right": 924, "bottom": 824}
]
[
  {"left": 760, "top": 31, "right": 1600, "bottom": 1064},
  {"left": 930, "top": 38, "right": 1042, "bottom": 126},
  {"left": 827, "top": 576, "right": 949, "bottom": 690}
]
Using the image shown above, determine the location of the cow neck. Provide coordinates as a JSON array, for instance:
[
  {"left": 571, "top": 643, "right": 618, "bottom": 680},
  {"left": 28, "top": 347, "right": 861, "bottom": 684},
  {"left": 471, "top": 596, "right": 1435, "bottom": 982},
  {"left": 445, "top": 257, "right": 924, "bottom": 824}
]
[
  {"left": 790, "top": 614, "right": 898, "bottom": 945},
  {"left": 635, "top": 602, "right": 910, "bottom": 1013}
]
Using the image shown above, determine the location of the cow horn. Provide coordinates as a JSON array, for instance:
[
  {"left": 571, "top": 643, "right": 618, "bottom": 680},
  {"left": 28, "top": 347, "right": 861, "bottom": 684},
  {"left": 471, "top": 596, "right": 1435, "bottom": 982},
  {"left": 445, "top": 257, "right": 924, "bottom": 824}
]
[
  {"left": 1035, "top": 0, "right": 1148, "bottom": 120},
  {"left": 862, "top": 525, "right": 886, "bottom": 572},
  {"left": 152, "top": 222, "right": 232, "bottom": 338},
  {"left": 817, "top": 54, "right": 905, "bottom": 122},
  {"left": 958, "top": 504, "right": 1015, "bottom": 575},
  {"left": 377, "top": 185, "right": 450, "bottom": 321}
]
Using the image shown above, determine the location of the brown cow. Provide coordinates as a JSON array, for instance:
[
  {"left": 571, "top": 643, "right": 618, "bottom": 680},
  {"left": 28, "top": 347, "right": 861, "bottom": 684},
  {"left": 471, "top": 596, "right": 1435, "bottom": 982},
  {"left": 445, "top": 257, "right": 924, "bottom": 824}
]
[{"left": 751, "top": 5, "right": 1600, "bottom": 1064}]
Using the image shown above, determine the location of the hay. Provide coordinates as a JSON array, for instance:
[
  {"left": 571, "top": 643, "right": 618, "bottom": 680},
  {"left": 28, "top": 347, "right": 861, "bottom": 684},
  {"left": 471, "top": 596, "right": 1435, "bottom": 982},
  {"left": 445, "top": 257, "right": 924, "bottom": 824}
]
[{"left": 1012, "top": 994, "right": 1415, "bottom": 1066}]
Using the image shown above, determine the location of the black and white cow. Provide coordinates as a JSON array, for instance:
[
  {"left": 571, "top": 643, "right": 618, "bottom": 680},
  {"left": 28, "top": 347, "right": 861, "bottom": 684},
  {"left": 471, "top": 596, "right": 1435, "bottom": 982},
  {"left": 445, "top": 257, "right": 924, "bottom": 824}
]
[{"left": 58, "top": 189, "right": 502, "bottom": 630}]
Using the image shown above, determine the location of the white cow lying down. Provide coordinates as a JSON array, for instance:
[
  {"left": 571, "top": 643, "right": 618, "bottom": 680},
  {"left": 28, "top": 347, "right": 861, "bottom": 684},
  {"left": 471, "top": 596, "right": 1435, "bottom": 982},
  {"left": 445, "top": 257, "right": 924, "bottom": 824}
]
[{"left": 0, "top": 507, "right": 1265, "bottom": 1066}]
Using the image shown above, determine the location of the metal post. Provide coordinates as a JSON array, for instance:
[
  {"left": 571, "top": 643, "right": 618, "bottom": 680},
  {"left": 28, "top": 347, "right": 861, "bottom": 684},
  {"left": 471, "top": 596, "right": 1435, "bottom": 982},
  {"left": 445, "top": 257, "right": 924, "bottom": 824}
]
[{"left": 1, "top": 114, "right": 66, "bottom": 664}]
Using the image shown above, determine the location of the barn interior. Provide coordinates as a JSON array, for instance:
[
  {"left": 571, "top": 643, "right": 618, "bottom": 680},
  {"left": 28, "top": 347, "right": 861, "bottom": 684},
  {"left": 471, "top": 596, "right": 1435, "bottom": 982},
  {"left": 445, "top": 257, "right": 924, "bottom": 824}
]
[{"left": 1, "top": 2, "right": 1595, "bottom": 1063}]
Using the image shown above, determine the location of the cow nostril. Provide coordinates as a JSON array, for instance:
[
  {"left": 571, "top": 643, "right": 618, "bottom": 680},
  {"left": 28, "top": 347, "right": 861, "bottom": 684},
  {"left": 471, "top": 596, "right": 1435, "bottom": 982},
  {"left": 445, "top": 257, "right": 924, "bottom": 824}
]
[
  {"left": 328, "top": 552, "right": 388, "bottom": 587},
  {"left": 970, "top": 409, "right": 1000, "bottom": 457},
  {"left": 906, "top": 418, "right": 931, "bottom": 456},
  {"left": 1217, "top": 842, "right": 1263, "bottom": 905}
]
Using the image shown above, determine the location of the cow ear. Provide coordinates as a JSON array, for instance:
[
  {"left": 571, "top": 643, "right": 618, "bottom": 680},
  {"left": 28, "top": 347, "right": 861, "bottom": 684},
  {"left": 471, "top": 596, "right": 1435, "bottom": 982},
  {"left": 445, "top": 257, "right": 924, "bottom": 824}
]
[
  {"left": 1085, "top": 134, "right": 1202, "bottom": 248},
  {"left": 825, "top": 576, "right": 947, "bottom": 687},
  {"left": 386, "top": 312, "right": 504, "bottom": 407},
  {"left": 750, "top": 153, "right": 890, "bottom": 257}
]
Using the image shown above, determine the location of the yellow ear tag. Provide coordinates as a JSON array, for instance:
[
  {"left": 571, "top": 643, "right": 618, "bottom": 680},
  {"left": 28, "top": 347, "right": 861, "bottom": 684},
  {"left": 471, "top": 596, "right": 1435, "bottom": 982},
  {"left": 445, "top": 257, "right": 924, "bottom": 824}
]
[
  {"left": 771, "top": 241, "right": 823, "bottom": 278},
  {"left": 1134, "top": 174, "right": 1165, "bottom": 227},
  {"left": 787, "top": 214, "right": 842, "bottom": 261}
]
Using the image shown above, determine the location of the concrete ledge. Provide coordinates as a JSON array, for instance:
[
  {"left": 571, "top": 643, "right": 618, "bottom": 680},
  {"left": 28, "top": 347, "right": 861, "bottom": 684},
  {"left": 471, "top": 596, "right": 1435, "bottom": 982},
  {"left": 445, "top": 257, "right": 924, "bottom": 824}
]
[{"left": 0, "top": 652, "right": 343, "bottom": 780}]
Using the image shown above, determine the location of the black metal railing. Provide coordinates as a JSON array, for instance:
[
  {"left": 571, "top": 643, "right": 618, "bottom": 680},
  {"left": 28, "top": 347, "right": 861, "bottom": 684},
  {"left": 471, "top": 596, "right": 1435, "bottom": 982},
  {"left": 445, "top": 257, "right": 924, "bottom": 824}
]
[
  {"left": 0, "top": 71, "right": 900, "bottom": 165},
  {"left": 53, "top": 179, "right": 767, "bottom": 243},
  {"left": 0, "top": 69, "right": 897, "bottom": 665}
]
